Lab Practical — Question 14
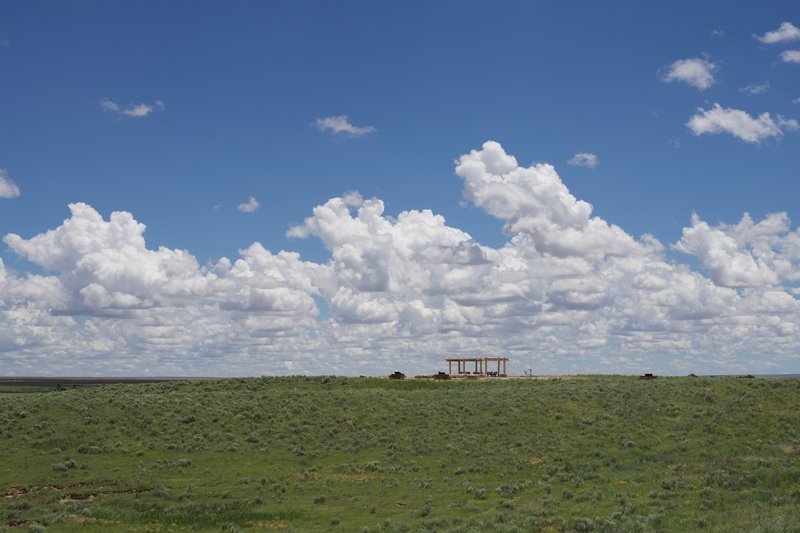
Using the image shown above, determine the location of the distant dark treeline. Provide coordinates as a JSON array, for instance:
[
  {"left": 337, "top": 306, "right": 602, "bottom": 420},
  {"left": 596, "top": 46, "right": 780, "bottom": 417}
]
[{"left": 0, "top": 377, "right": 213, "bottom": 390}]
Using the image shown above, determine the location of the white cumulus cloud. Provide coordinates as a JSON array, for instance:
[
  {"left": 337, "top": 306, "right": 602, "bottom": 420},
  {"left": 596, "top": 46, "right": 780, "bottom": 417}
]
[
  {"left": 456, "top": 141, "right": 641, "bottom": 258},
  {"left": 2, "top": 142, "right": 800, "bottom": 376},
  {"left": 237, "top": 196, "right": 261, "bottom": 213},
  {"left": 2, "top": 203, "right": 323, "bottom": 327},
  {"left": 314, "top": 115, "right": 376, "bottom": 136},
  {"left": 675, "top": 214, "right": 778, "bottom": 288},
  {"left": 755, "top": 22, "right": 800, "bottom": 44},
  {"left": 568, "top": 152, "right": 599, "bottom": 168},
  {"left": 3, "top": 203, "right": 212, "bottom": 316},
  {"left": 661, "top": 57, "right": 717, "bottom": 90},
  {"left": 0, "top": 169, "right": 20, "bottom": 198},
  {"left": 100, "top": 98, "right": 165, "bottom": 118},
  {"left": 686, "top": 103, "right": 799, "bottom": 143},
  {"left": 675, "top": 212, "right": 800, "bottom": 288},
  {"left": 780, "top": 50, "right": 800, "bottom": 63}
]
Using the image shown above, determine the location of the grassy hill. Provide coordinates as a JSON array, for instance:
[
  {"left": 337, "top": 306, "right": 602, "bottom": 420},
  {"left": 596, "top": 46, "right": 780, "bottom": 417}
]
[{"left": 1, "top": 376, "right": 799, "bottom": 531}]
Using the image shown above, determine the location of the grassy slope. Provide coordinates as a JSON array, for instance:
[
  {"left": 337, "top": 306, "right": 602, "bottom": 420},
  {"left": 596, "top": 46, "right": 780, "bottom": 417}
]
[{"left": 1, "top": 376, "right": 799, "bottom": 532}]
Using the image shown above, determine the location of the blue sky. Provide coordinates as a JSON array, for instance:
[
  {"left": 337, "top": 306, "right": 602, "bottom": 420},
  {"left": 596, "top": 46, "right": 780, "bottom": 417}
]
[{"left": 1, "top": 1, "right": 799, "bottom": 376}]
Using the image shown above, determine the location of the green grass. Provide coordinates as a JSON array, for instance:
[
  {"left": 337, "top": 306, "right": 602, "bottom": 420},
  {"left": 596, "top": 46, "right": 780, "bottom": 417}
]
[{"left": 1, "top": 376, "right": 799, "bottom": 531}]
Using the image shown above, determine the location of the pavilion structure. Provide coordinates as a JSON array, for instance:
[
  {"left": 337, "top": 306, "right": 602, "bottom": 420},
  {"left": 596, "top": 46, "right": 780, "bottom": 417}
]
[{"left": 446, "top": 356, "right": 508, "bottom": 377}]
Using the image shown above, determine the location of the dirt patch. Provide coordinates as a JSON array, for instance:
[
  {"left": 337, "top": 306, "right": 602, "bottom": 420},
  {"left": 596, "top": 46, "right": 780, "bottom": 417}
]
[
  {"left": 107, "top": 487, "right": 150, "bottom": 495},
  {"left": 5, "top": 481, "right": 150, "bottom": 506},
  {"left": 60, "top": 493, "right": 97, "bottom": 503},
  {"left": 5, "top": 480, "right": 111, "bottom": 498},
  {"left": 5, "top": 487, "right": 32, "bottom": 497},
  {"left": 3, "top": 519, "right": 31, "bottom": 528},
  {"left": 528, "top": 457, "right": 544, "bottom": 465}
]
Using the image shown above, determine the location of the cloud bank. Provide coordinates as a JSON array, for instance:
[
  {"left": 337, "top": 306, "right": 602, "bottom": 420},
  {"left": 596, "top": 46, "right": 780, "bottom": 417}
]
[{"left": 2, "top": 142, "right": 799, "bottom": 376}]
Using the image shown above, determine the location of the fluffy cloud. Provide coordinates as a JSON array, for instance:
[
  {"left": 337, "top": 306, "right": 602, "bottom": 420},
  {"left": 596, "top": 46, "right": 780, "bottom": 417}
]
[
  {"left": 100, "top": 98, "right": 165, "bottom": 118},
  {"left": 755, "top": 22, "right": 800, "bottom": 44},
  {"left": 675, "top": 215, "right": 778, "bottom": 288},
  {"left": 686, "top": 103, "right": 799, "bottom": 143},
  {"left": 781, "top": 50, "right": 800, "bottom": 63},
  {"left": 0, "top": 169, "right": 20, "bottom": 198},
  {"left": 567, "top": 152, "right": 599, "bottom": 168},
  {"left": 456, "top": 141, "right": 642, "bottom": 258},
  {"left": 287, "top": 191, "right": 500, "bottom": 327},
  {"left": 237, "top": 196, "right": 261, "bottom": 213},
  {"left": 675, "top": 212, "right": 800, "bottom": 287},
  {"left": 4, "top": 203, "right": 212, "bottom": 316},
  {"left": 660, "top": 57, "right": 717, "bottom": 90},
  {"left": 2, "top": 142, "right": 799, "bottom": 376},
  {"left": 2, "top": 203, "right": 322, "bottom": 324},
  {"left": 314, "top": 115, "right": 376, "bottom": 136}
]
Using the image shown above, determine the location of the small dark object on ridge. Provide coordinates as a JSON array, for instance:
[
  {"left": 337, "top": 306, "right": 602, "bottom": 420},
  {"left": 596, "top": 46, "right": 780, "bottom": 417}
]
[
  {"left": 388, "top": 371, "right": 405, "bottom": 380},
  {"left": 433, "top": 372, "right": 450, "bottom": 380},
  {"left": 640, "top": 373, "right": 657, "bottom": 380}
]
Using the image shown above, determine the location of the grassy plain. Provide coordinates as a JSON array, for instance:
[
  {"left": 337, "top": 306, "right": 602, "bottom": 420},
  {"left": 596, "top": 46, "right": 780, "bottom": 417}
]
[{"left": 1, "top": 376, "right": 799, "bottom": 532}]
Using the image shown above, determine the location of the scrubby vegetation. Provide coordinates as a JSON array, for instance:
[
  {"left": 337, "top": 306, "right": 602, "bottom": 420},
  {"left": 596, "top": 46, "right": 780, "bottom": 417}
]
[{"left": 1, "top": 376, "right": 799, "bottom": 531}]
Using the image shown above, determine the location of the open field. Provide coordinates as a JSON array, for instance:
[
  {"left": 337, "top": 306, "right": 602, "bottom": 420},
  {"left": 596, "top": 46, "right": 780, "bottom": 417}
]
[{"left": 1, "top": 376, "right": 799, "bottom": 532}]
